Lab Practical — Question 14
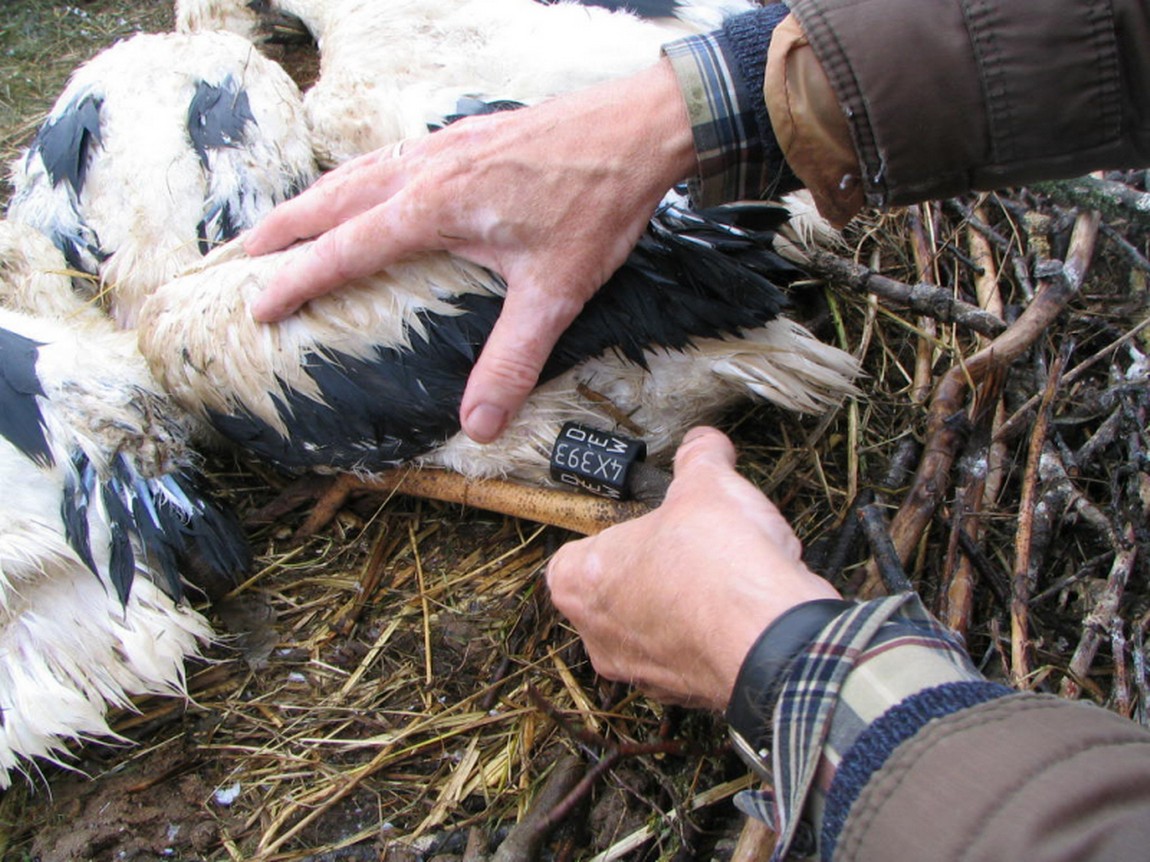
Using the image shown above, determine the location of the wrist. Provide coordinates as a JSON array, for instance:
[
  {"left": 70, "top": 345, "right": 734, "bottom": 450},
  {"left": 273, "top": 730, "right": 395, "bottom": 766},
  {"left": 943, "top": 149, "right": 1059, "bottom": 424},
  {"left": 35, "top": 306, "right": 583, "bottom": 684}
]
[
  {"left": 725, "top": 598, "right": 854, "bottom": 770},
  {"left": 636, "top": 56, "right": 700, "bottom": 191}
]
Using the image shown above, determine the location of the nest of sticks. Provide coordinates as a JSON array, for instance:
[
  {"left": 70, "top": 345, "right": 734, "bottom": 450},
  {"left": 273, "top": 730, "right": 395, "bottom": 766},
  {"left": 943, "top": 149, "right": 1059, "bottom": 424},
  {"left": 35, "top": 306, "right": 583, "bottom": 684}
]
[{"left": 1, "top": 3, "right": 1148, "bottom": 860}]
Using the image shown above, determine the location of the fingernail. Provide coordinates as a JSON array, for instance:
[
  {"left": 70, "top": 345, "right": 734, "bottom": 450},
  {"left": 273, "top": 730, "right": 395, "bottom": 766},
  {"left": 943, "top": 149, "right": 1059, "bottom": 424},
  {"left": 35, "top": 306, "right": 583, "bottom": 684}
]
[
  {"left": 464, "top": 403, "right": 507, "bottom": 443},
  {"left": 682, "top": 427, "right": 709, "bottom": 444},
  {"left": 250, "top": 294, "right": 279, "bottom": 322},
  {"left": 242, "top": 232, "right": 263, "bottom": 255}
]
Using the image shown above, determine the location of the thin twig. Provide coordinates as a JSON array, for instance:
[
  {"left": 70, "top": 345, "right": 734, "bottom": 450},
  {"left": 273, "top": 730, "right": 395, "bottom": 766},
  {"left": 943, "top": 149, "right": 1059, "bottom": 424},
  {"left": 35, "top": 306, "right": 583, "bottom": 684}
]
[
  {"left": 492, "top": 754, "right": 585, "bottom": 862},
  {"left": 1011, "top": 347, "right": 1067, "bottom": 687},
  {"left": 857, "top": 503, "right": 914, "bottom": 594},
  {"left": 1100, "top": 221, "right": 1150, "bottom": 276},
  {"left": 1061, "top": 524, "right": 1138, "bottom": 700},
  {"left": 908, "top": 205, "right": 941, "bottom": 405}
]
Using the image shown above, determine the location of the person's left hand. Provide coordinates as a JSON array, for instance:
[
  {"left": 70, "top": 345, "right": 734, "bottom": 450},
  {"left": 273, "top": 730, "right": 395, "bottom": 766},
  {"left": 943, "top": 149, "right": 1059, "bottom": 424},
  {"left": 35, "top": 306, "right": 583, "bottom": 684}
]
[{"left": 243, "top": 59, "right": 696, "bottom": 444}]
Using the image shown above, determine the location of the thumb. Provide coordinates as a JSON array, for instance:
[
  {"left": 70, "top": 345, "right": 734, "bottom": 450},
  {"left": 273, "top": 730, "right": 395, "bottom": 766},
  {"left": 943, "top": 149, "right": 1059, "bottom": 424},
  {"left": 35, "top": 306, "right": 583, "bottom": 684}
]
[{"left": 460, "top": 277, "right": 586, "bottom": 443}]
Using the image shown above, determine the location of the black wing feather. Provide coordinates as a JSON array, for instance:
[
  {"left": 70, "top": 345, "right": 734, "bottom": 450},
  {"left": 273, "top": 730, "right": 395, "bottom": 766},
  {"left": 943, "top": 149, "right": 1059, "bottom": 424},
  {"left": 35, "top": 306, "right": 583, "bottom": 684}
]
[
  {"left": 187, "top": 76, "right": 256, "bottom": 167},
  {"left": 62, "top": 452, "right": 100, "bottom": 578},
  {"left": 118, "top": 455, "right": 184, "bottom": 600},
  {"left": 0, "top": 328, "right": 53, "bottom": 466},
  {"left": 160, "top": 473, "right": 251, "bottom": 593},
  {"left": 28, "top": 93, "right": 103, "bottom": 195},
  {"left": 100, "top": 478, "right": 136, "bottom": 606}
]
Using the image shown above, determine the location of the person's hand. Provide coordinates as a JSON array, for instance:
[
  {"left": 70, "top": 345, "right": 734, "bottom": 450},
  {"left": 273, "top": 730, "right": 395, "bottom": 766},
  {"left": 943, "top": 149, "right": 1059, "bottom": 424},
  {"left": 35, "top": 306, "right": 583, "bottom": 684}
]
[
  {"left": 244, "top": 58, "right": 697, "bottom": 443},
  {"left": 545, "top": 427, "right": 842, "bottom": 711}
]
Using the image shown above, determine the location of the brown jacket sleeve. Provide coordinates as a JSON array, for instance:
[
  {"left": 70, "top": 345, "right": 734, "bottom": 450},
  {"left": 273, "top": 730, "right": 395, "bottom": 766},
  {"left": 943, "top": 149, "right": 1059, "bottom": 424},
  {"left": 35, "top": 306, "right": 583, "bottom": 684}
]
[
  {"left": 766, "top": 0, "right": 1150, "bottom": 225},
  {"left": 835, "top": 694, "right": 1150, "bottom": 861}
]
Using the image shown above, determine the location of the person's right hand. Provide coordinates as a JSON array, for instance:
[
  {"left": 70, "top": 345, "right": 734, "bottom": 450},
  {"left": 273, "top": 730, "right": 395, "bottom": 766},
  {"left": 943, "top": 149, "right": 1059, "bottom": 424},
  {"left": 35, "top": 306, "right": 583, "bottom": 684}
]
[
  {"left": 546, "top": 427, "right": 842, "bottom": 711},
  {"left": 244, "top": 58, "right": 697, "bottom": 444}
]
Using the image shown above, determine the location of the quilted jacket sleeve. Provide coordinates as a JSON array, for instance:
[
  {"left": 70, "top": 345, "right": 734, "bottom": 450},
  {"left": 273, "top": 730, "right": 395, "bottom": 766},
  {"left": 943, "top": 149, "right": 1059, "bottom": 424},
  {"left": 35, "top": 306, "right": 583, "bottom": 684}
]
[{"left": 768, "top": 0, "right": 1150, "bottom": 223}]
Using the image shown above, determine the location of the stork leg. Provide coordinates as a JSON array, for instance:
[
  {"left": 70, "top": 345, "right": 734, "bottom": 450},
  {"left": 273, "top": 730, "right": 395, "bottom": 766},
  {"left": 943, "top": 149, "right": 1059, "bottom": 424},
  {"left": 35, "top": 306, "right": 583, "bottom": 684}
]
[
  {"left": 325, "top": 468, "right": 654, "bottom": 536},
  {"left": 250, "top": 468, "right": 656, "bottom": 538}
]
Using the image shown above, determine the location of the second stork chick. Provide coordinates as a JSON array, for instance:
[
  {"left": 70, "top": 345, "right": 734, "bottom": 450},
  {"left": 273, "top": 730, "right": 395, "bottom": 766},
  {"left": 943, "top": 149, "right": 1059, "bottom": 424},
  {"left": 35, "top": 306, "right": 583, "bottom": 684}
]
[
  {"left": 0, "top": 221, "right": 250, "bottom": 787},
  {"left": 6, "top": 29, "right": 317, "bottom": 327},
  {"left": 177, "top": 0, "right": 758, "bottom": 167}
]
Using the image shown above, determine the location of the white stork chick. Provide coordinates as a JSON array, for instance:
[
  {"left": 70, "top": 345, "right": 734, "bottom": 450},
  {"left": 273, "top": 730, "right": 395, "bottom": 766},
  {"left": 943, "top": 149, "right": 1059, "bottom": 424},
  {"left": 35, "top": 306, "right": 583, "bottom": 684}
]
[
  {"left": 6, "top": 29, "right": 317, "bottom": 327},
  {"left": 177, "top": 0, "right": 757, "bottom": 167},
  {"left": 137, "top": 201, "right": 859, "bottom": 492},
  {"left": 0, "top": 221, "right": 250, "bottom": 787},
  {"left": 175, "top": 0, "right": 279, "bottom": 42}
]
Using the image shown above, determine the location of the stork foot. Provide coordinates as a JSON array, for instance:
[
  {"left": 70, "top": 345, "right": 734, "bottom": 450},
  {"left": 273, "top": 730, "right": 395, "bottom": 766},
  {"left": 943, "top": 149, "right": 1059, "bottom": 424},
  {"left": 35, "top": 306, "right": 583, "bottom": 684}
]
[{"left": 244, "top": 473, "right": 359, "bottom": 538}]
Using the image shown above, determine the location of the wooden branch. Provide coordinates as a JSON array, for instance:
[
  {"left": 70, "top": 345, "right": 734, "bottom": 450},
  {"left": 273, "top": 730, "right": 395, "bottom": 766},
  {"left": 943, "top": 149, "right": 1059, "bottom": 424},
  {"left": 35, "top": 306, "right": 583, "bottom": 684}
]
[
  {"left": 339, "top": 468, "right": 654, "bottom": 536},
  {"left": 731, "top": 817, "right": 778, "bottom": 862},
  {"left": 859, "top": 210, "right": 1101, "bottom": 597},
  {"left": 805, "top": 249, "right": 1006, "bottom": 338},
  {"left": 492, "top": 755, "right": 585, "bottom": 862},
  {"left": 1010, "top": 349, "right": 1066, "bottom": 687},
  {"left": 908, "top": 205, "right": 940, "bottom": 405},
  {"left": 857, "top": 503, "right": 914, "bottom": 593},
  {"left": 1061, "top": 524, "right": 1138, "bottom": 699},
  {"left": 954, "top": 529, "right": 1011, "bottom": 609},
  {"left": 1100, "top": 221, "right": 1150, "bottom": 275},
  {"left": 941, "top": 215, "right": 1008, "bottom": 634},
  {"left": 941, "top": 396, "right": 1003, "bottom": 633},
  {"left": 809, "top": 435, "right": 920, "bottom": 583},
  {"left": 1024, "top": 442, "right": 1077, "bottom": 585},
  {"left": 1112, "top": 621, "right": 1133, "bottom": 718},
  {"left": 969, "top": 207, "right": 1010, "bottom": 511},
  {"left": 1033, "top": 176, "right": 1150, "bottom": 229},
  {"left": 1132, "top": 624, "right": 1148, "bottom": 726}
]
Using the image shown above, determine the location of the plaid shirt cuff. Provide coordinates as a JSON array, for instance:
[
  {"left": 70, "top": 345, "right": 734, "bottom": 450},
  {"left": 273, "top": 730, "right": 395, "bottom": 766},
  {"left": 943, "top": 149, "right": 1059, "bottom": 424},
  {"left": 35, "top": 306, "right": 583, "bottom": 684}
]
[
  {"left": 663, "top": 32, "right": 770, "bottom": 207},
  {"left": 731, "top": 593, "right": 1006, "bottom": 861}
]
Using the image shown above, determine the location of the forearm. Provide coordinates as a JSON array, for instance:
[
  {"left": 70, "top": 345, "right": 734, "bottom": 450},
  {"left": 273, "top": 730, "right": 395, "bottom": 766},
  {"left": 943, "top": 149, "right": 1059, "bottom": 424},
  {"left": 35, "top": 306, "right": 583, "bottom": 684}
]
[{"left": 728, "top": 594, "right": 1150, "bottom": 861}]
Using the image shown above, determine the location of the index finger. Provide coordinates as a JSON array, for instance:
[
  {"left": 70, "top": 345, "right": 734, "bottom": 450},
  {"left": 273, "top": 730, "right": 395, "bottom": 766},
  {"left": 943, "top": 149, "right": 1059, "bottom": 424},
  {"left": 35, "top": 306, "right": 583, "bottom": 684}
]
[
  {"left": 249, "top": 197, "right": 437, "bottom": 321},
  {"left": 244, "top": 149, "right": 401, "bottom": 256},
  {"left": 459, "top": 281, "right": 586, "bottom": 442}
]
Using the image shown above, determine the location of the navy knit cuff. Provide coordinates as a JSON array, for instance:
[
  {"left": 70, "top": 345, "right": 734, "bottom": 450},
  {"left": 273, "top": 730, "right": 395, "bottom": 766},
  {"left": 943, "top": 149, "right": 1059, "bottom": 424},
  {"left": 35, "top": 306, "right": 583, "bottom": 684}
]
[
  {"left": 820, "top": 681, "right": 1015, "bottom": 860},
  {"left": 717, "top": 4, "right": 800, "bottom": 196}
]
